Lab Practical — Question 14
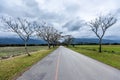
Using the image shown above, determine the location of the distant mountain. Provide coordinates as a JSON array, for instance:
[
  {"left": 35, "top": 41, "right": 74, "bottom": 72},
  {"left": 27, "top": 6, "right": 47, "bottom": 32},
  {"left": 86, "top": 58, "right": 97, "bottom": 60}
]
[
  {"left": 0, "top": 37, "right": 47, "bottom": 44},
  {"left": 72, "top": 38, "right": 120, "bottom": 44},
  {"left": 0, "top": 37, "right": 120, "bottom": 45}
]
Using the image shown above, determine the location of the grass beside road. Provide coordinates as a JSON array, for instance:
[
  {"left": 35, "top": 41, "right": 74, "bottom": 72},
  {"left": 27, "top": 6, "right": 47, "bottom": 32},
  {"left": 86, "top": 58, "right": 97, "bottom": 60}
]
[
  {"left": 0, "top": 47, "right": 55, "bottom": 80},
  {"left": 69, "top": 45, "right": 120, "bottom": 70},
  {"left": 0, "top": 46, "right": 48, "bottom": 57}
]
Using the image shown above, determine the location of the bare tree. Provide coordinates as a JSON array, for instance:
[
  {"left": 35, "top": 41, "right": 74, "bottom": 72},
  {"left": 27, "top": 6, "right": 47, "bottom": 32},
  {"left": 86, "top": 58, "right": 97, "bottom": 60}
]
[
  {"left": 50, "top": 30, "right": 62, "bottom": 47},
  {"left": 63, "top": 35, "right": 73, "bottom": 46},
  {"left": 88, "top": 14, "right": 117, "bottom": 52},
  {"left": 34, "top": 21, "right": 62, "bottom": 48},
  {"left": 34, "top": 22, "right": 57, "bottom": 49},
  {"left": 2, "top": 17, "right": 34, "bottom": 56}
]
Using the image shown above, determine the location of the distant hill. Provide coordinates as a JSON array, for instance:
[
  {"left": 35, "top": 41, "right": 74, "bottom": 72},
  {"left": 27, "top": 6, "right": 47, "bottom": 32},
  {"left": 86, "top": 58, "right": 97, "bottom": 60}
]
[
  {"left": 0, "top": 37, "right": 120, "bottom": 45},
  {"left": 72, "top": 38, "right": 120, "bottom": 44},
  {"left": 0, "top": 37, "right": 47, "bottom": 44}
]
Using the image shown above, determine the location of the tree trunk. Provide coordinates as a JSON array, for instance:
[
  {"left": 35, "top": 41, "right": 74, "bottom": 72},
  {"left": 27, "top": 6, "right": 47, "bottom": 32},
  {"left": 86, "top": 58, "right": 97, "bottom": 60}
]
[
  {"left": 72, "top": 44, "right": 75, "bottom": 47},
  {"left": 99, "top": 38, "right": 102, "bottom": 53},
  {"left": 25, "top": 42, "right": 31, "bottom": 56},
  {"left": 52, "top": 43, "right": 55, "bottom": 48},
  {"left": 48, "top": 42, "right": 51, "bottom": 49}
]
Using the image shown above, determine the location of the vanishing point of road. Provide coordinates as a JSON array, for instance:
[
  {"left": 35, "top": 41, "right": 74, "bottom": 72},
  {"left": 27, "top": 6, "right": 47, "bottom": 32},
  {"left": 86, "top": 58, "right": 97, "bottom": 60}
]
[{"left": 17, "top": 46, "right": 120, "bottom": 80}]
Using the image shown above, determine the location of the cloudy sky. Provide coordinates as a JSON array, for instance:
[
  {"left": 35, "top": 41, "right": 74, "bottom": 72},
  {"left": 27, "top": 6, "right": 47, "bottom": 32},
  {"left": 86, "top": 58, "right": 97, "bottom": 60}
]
[{"left": 0, "top": 0, "right": 120, "bottom": 40}]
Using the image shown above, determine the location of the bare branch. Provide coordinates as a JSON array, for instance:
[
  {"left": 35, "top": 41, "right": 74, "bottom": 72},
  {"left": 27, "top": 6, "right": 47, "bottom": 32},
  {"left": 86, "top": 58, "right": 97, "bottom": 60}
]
[
  {"left": 1, "top": 17, "right": 34, "bottom": 56},
  {"left": 34, "top": 22, "right": 61, "bottom": 48},
  {"left": 88, "top": 14, "right": 117, "bottom": 52}
]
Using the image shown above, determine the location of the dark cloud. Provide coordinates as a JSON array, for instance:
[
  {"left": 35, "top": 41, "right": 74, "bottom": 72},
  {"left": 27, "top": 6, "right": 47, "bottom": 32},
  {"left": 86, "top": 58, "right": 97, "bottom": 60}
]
[
  {"left": 21, "top": 0, "right": 41, "bottom": 17},
  {"left": 0, "top": 1, "right": 24, "bottom": 17},
  {"left": 63, "top": 18, "right": 85, "bottom": 31},
  {"left": 23, "top": 0, "right": 38, "bottom": 7},
  {"left": 0, "top": 0, "right": 67, "bottom": 24},
  {"left": 64, "top": 3, "right": 80, "bottom": 13}
]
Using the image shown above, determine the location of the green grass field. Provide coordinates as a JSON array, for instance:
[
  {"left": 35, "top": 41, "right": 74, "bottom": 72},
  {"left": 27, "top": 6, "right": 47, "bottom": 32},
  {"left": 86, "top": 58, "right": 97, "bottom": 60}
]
[
  {"left": 0, "top": 46, "right": 48, "bottom": 57},
  {"left": 75, "top": 45, "right": 120, "bottom": 54},
  {"left": 69, "top": 45, "right": 120, "bottom": 70},
  {"left": 0, "top": 46, "right": 55, "bottom": 80}
]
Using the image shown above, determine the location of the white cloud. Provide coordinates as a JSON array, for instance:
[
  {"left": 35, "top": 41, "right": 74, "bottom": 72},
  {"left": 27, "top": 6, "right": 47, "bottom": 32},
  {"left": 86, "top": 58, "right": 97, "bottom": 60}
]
[{"left": 0, "top": 0, "right": 120, "bottom": 39}]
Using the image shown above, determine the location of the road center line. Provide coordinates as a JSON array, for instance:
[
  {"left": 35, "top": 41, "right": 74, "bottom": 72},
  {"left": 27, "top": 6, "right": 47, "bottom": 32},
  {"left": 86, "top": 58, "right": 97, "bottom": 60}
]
[{"left": 55, "top": 50, "right": 61, "bottom": 80}]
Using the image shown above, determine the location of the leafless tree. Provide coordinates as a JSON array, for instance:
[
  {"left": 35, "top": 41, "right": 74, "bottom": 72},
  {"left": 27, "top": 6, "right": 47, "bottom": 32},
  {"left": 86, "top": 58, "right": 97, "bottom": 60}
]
[
  {"left": 34, "top": 22, "right": 56, "bottom": 49},
  {"left": 34, "top": 21, "right": 62, "bottom": 48},
  {"left": 2, "top": 17, "right": 34, "bottom": 56},
  {"left": 88, "top": 14, "right": 117, "bottom": 52},
  {"left": 63, "top": 35, "right": 73, "bottom": 46},
  {"left": 50, "top": 30, "right": 62, "bottom": 47}
]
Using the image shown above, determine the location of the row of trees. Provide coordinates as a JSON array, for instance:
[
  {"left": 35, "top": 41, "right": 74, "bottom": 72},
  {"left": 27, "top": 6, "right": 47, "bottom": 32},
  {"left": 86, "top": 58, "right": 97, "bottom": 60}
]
[
  {"left": 34, "top": 22, "right": 62, "bottom": 48},
  {"left": 0, "top": 13, "right": 117, "bottom": 55},
  {"left": 1, "top": 17, "right": 63, "bottom": 56},
  {"left": 62, "top": 35, "right": 73, "bottom": 46}
]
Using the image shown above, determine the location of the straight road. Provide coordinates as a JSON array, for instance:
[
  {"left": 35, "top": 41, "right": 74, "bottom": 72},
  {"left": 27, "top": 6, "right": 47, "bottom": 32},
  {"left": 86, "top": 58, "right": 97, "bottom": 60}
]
[{"left": 17, "top": 46, "right": 120, "bottom": 80}]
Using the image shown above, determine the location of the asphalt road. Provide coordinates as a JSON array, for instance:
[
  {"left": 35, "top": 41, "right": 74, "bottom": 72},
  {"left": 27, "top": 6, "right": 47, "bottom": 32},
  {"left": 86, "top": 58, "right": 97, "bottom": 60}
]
[{"left": 17, "top": 46, "right": 120, "bottom": 80}]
